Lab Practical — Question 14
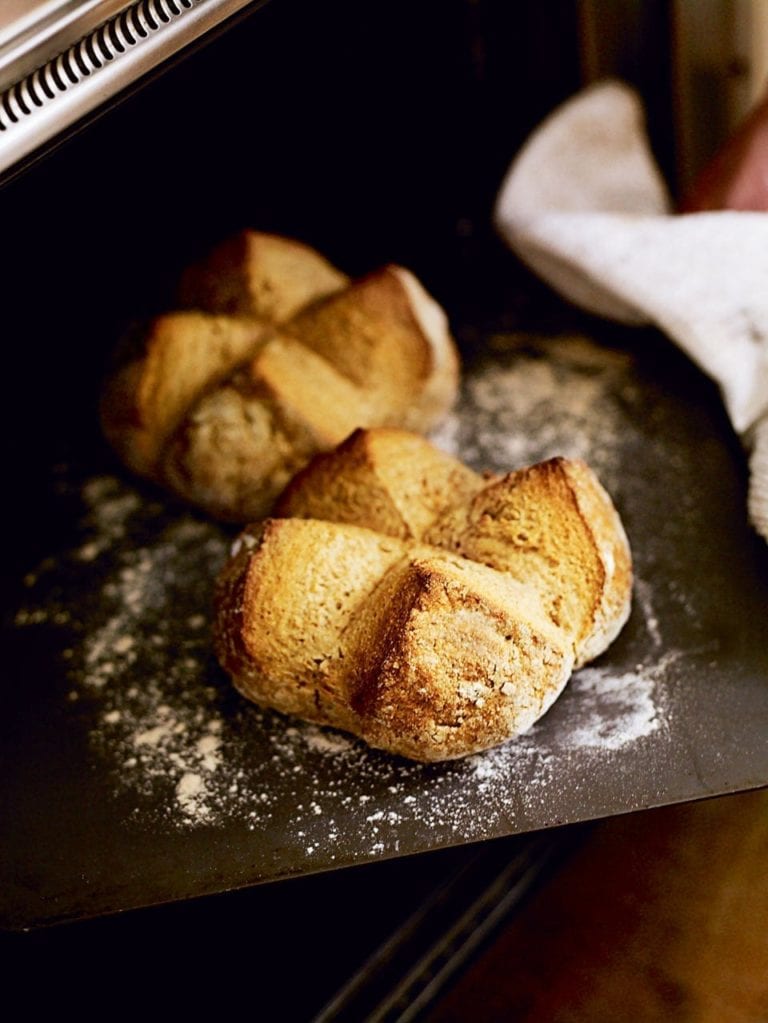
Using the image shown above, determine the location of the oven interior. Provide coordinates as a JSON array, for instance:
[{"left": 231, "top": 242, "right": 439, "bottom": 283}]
[{"left": 2, "top": 1, "right": 768, "bottom": 1016}]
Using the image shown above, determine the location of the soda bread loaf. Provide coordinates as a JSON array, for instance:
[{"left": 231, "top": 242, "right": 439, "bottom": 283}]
[
  {"left": 100, "top": 231, "right": 460, "bottom": 521},
  {"left": 215, "top": 429, "right": 632, "bottom": 761}
]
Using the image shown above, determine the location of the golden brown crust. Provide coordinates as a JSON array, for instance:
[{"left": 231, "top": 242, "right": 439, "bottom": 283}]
[
  {"left": 287, "top": 266, "right": 460, "bottom": 431},
  {"left": 389, "top": 267, "right": 461, "bottom": 430},
  {"left": 248, "top": 335, "right": 374, "bottom": 448},
  {"left": 99, "top": 312, "right": 267, "bottom": 479},
  {"left": 556, "top": 459, "right": 633, "bottom": 665},
  {"left": 288, "top": 267, "right": 431, "bottom": 393},
  {"left": 102, "top": 236, "right": 460, "bottom": 521},
  {"left": 274, "top": 427, "right": 484, "bottom": 538},
  {"left": 346, "top": 556, "right": 572, "bottom": 761},
  {"left": 275, "top": 432, "right": 632, "bottom": 668},
  {"left": 178, "top": 230, "right": 349, "bottom": 322},
  {"left": 213, "top": 519, "right": 573, "bottom": 761},
  {"left": 214, "top": 519, "right": 410, "bottom": 735},
  {"left": 424, "top": 456, "right": 627, "bottom": 665},
  {"left": 213, "top": 433, "right": 632, "bottom": 761}
]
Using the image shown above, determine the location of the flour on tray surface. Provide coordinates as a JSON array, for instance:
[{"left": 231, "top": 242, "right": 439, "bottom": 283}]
[{"left": 12, "top": 332, "right": 696, "bottom": 854}]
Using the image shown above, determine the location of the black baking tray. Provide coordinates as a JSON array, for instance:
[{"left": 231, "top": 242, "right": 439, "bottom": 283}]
[
  {"left": 2, "top": 0, "right": 768, "bottom": 935},
  {"left": 1, "top": 823, "right": 581, "bottom": 1019},
  {"left": 3, "top": 313, "right": 768, "bottom": 931}
]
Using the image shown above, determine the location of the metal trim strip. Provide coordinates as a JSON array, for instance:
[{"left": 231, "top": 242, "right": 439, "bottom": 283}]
[
  {"left": 0, "top": 3, "right": 135, "bottom": 93},
  {"left": 0, "top": 0, "right": 261, "bottom": 181}
]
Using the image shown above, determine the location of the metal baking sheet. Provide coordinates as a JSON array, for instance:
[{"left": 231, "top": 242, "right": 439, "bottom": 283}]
[{"left": 3, "top": 325, "right": 768, "bottom": 931}]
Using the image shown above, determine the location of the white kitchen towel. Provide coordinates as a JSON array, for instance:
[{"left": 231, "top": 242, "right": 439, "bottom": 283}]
[{"left": 495, "top": 79, "right": 768, "bottom": 544}]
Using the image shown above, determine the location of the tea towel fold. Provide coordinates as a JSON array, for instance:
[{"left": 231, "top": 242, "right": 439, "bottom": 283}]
[{"left": 495, "top": 80, "right": 768, "bottom": 543}]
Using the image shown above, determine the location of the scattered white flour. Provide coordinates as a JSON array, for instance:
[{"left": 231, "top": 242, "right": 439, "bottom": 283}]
[
  {"left": 430, "top": 333, "right": 634, "bottom": 491},
  {"left": 11, "top": 333, "right": 702, "bottom": 863},
  {"left": 560, "top": 666, "right": 660, "bottom": 751},
  {"left": 633, "top": 577, "right": 663, "bottom": 649},
  {"left": 299, "top": 725, "right": 355, "bottom": 755},
  {"left": 15, "top": 474, "right": 232, "bottom": 826}
]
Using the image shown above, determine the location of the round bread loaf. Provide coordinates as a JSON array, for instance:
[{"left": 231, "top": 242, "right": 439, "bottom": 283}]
[
  {"left": 214, "top": 429, "right": 633, "bottom": 761},
  {"left": 100, "top": 232, "right": 460, "bottom": 521}
]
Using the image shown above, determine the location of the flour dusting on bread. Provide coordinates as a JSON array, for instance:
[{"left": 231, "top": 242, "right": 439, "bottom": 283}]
[{"left": 215, "top": 430, "right": 632, "bottom": 761}]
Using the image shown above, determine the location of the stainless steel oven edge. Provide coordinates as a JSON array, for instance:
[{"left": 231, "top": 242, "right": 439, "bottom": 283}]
[{"left": 0, "top": 0, "right": 262, "bottom": 180}]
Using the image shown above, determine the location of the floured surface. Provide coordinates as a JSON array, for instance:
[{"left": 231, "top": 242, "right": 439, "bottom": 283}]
[
  {"left": 10, "top": 466, "right": 665, "bottom": 838},
  {"left": 4, "top": 330, "right": 768, "bottom": 928}
]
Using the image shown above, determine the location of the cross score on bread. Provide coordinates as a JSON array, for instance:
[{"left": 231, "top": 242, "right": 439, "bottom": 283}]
[
  {"left": 100, "top": 231, "right": 459, "bottom": 522},
  {"left": 214, "top": 429, "right": 632, "bottom": 762}
]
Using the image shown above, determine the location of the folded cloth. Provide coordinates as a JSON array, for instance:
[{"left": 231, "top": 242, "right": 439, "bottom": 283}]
[{"left": 495, "top": 79, "right": 768, "bottom": 544}]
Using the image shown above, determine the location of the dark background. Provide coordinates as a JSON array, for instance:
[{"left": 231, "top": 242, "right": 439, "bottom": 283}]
[{"left": 0, "top": 0, "right": 587, "bottom": 425}]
